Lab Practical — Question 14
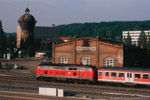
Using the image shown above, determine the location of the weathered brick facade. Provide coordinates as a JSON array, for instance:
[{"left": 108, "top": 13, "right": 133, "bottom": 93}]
[{"left": 52, "top": 36, "right": 123, "bottom": 68}]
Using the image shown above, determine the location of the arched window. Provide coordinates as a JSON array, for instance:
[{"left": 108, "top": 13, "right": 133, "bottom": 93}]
[
  {"left": 58, "top": 56, "right": 69, "bottom": 64},
  {"left": 80, "top": 57, "right": 92, "bottom": 65},
  {"left": 103, "top": 58, "right": 116, "bottom": 67}
]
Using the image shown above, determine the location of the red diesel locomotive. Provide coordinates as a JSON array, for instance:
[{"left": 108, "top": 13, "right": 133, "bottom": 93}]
[{"left": 36, "top": 64, "right": 97, "bottom": 83}]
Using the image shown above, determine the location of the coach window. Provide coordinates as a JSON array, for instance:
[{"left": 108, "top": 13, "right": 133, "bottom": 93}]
[
  {"left": 111, "top": 72, "right": 116, "bottom": 77},
  {"left": 143, "top": 74, "right": 149, "bottom": 79},
  {"left": 80, "top": 57, "right": 92, "bottom": 65},
  {"left": 135, "top": 74, "right": 141, "bottom": 79},
  {"left": 119, "top": 73, "right": 124, "bottom": 77},
  {"left": 103, "top": 58, "right": 116, "bottom": 67},
  {"left": 99, "top": 72, "right": 102, "bottom": 76},
  {"left": 58, "top": 56, "right": 69, "bottom": 64},
  {"left": 105, "top": 72, "right": 109, "bottom": 77}
]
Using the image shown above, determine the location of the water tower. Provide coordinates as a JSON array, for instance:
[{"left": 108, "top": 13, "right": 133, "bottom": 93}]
[{"left": 18, "top": 8, "right": 36, "bottom": 49}]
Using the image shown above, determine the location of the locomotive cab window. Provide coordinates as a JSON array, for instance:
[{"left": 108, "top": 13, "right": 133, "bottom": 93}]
[
  {"left": 111, "top": 72, "right": 116, "bottom": 77},
  {"left": 143, "top": 74, "right": 149, "bottom": 79},
  {"left": 105, "top": 72, "right": 109, "bottom": 77},
  {"left": 85, "top": 68, "right": 91, "bottom": 71},
  {"left": 135, "top": 74, "right": 141, "bottom": 79},
  {"left": 119, "top": 73, "right": 124, "bottom": 77}
]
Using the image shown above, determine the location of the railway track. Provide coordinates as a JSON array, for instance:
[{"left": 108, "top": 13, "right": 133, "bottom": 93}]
[
  {"left": 0, "top": 76, "right": 150, "bottom": 99},
  {"left": 0, "top": 72, "right": 34, "bottom": 77},
  {"left": 0, "top": 84, "right": 149, "bottom": 100},
  {"left": 0, "top": 91, "right": 87, "bottom": 100}
]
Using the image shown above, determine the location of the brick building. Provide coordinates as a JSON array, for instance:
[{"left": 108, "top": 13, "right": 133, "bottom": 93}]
[{"left": 52, "top": 36, "right": 123, "bottom": 68}]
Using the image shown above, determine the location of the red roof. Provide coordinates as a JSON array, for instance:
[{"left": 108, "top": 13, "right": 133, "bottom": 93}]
[{"left": 59, "top": 37, "right": 71, "bottom": 41}]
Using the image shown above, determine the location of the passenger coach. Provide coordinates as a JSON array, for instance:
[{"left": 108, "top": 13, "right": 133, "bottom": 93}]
[
  {"left": 98, "top": 67, "right": 150, "bottom": 85},
  {"left": 36, "top": 64, "right": 97, "bottom": 83}
]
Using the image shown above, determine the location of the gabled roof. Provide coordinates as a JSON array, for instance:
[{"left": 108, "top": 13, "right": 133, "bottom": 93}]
[
  {"left": 59, "top": 37, "right": 71, "bottom": 41},
  {"left": 56, "top": 36, "right": 123, "bottom": 48}
]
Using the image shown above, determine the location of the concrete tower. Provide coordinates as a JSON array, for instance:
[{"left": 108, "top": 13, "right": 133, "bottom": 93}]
[{"left": 18, "top": 8, "right": 36, "bottom": 49}]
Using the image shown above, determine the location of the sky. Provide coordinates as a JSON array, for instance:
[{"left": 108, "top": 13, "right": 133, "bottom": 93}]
[{"left": 0, "top": 0, "right": 150, "bottom": 32}]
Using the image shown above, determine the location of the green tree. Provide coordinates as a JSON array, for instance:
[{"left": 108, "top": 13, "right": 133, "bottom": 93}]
[
  {"left": 111, "top": 31, "right": 115, "bottom": 41},
  {"left": 27, "top": 46, "right": 35, "bottom": 57},
  {"left": 6, "top": 34, "right": 16, "bottom": 50},
  {"left": 102, "top": 30, "right": 107, "bottom": 37},
  {"left": 42, "top": 43, "right": 52, "bottom": 57},
  {"left": 138, "top": 30, "right": 147, "bottom": 48},
  {"left": 0, "top": 21, "right": 5, "bottom": 53},
  {"left": 20, "top": 50, "right": 27, "bottom": 58},
  {"left": 44, "top": 50, "right": 52, "bottom": 57},
  {"left": 124, "top": 32, "right": 132, "bottom": 45}
]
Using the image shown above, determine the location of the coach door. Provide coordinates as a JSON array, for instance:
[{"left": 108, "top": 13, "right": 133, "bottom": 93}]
[{"left": 125, "top": 73, "right": 133, "bottom": 83}]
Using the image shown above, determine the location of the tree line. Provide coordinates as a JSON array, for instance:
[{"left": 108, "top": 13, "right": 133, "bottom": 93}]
[{"left": 58, "top": 20, "right": 150, "bottom": 37}]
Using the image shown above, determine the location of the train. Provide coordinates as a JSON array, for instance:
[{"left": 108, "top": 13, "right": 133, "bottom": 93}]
[{"left": 35, "top": 64, "right": 150, "bottom": 86}]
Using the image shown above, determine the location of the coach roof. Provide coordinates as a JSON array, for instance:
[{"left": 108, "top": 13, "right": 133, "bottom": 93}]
[{"left": 99, "top": 67, "right": 150, "bottom": 72}]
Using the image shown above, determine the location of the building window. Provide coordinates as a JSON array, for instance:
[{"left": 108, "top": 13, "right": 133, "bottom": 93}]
[
  {"left": 103, "top": 58, "right": 116, "bottom": 67},
  {"left": 58, "top": 56, "right": 69, "bottom": 64},
  {"left": 80, "top": 57, "right": 92, "bottom": 65},
  {"left": 132, "top": 41, "right": 137, "bottom": 46}
]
